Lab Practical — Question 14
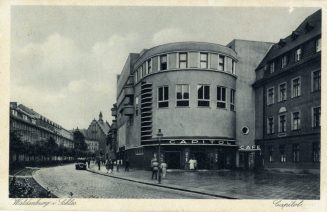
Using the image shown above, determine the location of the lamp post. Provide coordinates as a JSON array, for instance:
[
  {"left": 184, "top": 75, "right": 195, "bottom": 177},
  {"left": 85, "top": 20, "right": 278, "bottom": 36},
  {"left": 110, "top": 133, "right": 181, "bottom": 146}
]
[{"left": 156, "top": 129, "right": 163, "bottom": 184}]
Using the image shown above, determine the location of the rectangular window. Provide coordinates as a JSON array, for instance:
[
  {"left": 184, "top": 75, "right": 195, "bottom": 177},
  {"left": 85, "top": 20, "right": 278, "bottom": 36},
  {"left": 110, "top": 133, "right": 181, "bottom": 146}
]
[
  {"left": 316, "top": 38, "right": 321, "bottom": 52},
  {"left": 232, "top": 60, "right": 236, "bottom": 74},
  {"left": 279, "top": 145, "right": 286, "bottom": 163},
  {"left": 159, "top": 55, "right": 167, "bottom": 70},
  {"left": 291, "top": 77, "right": 301, "bottom": 98},
  {"left": 138, "top": 67, "right": 142, "bottom": 80},
  {"left": 281, "top": 55, "right": 288, "bottom": 68},
  {"left": 312, "top": 142, "right": 320, "bottom": 163},
  {"left": 218, "top": 55, "right": 225, "bottom": 71},
  {"left": 312, "top": 107, "right": 321, "bottom": 128},
  {"left": 292, "top": 112, "right": 301, "bottom": 130},
  {"left": 267, "top": 117, "right": 274, "bottom": 134},
  {"left": 292, "top": 144, "right": 300, "bottom": 163},
  {"left": 179, "top": 52, "right": 188, "bottom": 68},
  {"left": 134, "top": 71, "right": 138, "bottom": 84},
  {"left": 268, "top": 146, "right": 274, "bottom": 163},
  {"left": 141, "top": 65, "right": 146, "bottom": 77},
  {"left": 267, "top": 87, "right": 274, "bottom": 105},
  {"left": 230, "top": 89, "right": 235, "bottom": 111},
  {"left": 295, "top": 48, "right": 302, "bottom": 62},
  {"left": 278, "top": 114, "right": 286, "bottom": 133},
  {"left": 278, "top": 83, "right": 287, "bottom": 102},
  {"left": 135, "top": 96, "right": 139, "bottom": 116},
  {"left": 158, "top": 86, "right": 169, "bottom": 108},
  {"left": 176, "top": 84, "right": 189, "bottom": 107},
  {"left": 147, "top": 59, "right": 152, "bottom": 74},
  {"left": 312, "top": 70, "right": 321, "bottom": 92},
  {"left": 270, "top": 62, "right": 275, "bottom": 73},
  {"left": 217, "top": 86, "right": 226, "bottom": 108},
  {"left": 200, "top": 53, "right": 208, "bottom": 69},
  {"left": 197, "top": 85, "right": 210, "bottom": 107}
]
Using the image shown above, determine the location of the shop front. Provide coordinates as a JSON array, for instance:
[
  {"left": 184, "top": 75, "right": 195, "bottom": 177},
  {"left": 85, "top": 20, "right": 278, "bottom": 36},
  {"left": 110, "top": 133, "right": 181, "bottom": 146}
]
[{"left": 237, "top": 145, "right": 262, "bottom": 170}]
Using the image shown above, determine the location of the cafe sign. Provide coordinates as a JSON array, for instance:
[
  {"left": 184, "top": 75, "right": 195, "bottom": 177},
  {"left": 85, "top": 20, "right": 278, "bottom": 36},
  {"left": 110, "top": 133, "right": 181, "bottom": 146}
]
[{"left": 238, "top": 145, "right": 261, "bottom": 150}]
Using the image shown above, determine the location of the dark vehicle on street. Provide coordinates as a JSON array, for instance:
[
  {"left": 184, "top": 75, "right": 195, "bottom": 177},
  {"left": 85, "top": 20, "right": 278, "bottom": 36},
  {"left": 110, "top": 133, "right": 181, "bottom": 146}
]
[{"left": 75, "top": 158, "right": 87, "bottom": 170}]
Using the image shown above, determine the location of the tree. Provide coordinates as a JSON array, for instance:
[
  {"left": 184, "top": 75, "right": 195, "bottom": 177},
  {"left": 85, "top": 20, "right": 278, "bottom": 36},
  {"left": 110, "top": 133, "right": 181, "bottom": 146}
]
[
  {"left": 9, "top": 131, "right": 24, "bottom": 162},
  {"left": 73, "top": 130, "right": 87, "bottom": 152}
]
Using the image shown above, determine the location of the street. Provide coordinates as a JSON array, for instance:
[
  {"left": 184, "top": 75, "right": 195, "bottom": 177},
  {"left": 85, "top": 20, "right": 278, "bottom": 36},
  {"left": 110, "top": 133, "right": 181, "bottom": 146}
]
[{"left": 33, "top": 164, "right": 218, "bottom": 198}]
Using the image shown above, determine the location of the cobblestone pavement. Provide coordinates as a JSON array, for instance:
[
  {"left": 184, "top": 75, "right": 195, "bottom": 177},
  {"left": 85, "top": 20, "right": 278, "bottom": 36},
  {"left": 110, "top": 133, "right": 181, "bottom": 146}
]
[
  {"left": 33, "top": 164, "right": 218, "bottom": 198},
  {"left": 88, "top": 163, "right": 320, "bottom": 199}
]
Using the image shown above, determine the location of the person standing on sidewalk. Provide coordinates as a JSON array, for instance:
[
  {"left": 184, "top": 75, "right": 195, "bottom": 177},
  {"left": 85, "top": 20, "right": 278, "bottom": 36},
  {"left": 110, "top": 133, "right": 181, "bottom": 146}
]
[
  {"left": 97, "top": 158, "right": 101, "bottom": 171},
  {"left": 151, "top": 157, "right": 159, "bottom": 180},
  {"left": 116, "top": 159, "right": 120, "bottom": 172},
  {"left": 160, "top": 161, "right": 168, "bottom": 178},
  {"left": 125, "top": 158, "right": 130, "bottom": 172}
]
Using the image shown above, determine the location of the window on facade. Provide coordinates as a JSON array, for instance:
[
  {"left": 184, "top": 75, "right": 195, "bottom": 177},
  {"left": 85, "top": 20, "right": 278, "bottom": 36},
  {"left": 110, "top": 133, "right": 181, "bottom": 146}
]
[
  {"left": 11, "top": 110, "right": 17, "bottom": 116},
  {"left": 278, "top": 114, "right": 286, "bottom": 133},
  {"left": 292, "top": 77, "right": 301, "bottom": 98},
  {"left": 281, "top": 55, "right": 288, "bottom": 68},
  {"left": 135, "top": 96, "right": 139, "bottom": 116},
  {"left": 138, "top": 67, "right": 142, "bottom": 80},
  {"left": 316, "top": 38, "right": 321, "bottom": 52},
  {"left": 278, "top": 83, "right": 287, "bottom": 102},
  {"left": 179, "top": 52, "right": 188, "bottom": 68},
  {"left": 217, "top": 86, "right": 226, "bottom": 108},
  {"left": 197, "top": 85, "right": 210, "bottom": 107},
  {"left": 232, "top": 60, "right": 236, "bottom": 74},
  {"left": 218, "top": 55, "right": 225, "bottom": 71},
  {"left": 312, "top": 107, "right": 321, "bottom": 128},
  {"left": 158, "top": 86, "right": 169, "bottom": 108},
  {"left": 200, "top": 53, "right": 208, "bottom": 69},
  {"left": 279, "top": 145, "right": 286, "bottom": 163},
  {"left": 147, "top": 59, "right": 152, "bottom": 74},
  {"left": 230, "top": 89, "right": 236, "bottom": 111},
  {"left": 270, "top": 62, "right": 275, "bottom": 73},
  {"left": 292, "top": 144, "right": 300, "bottom": 163},
  {"left": 141, "top": 65, "right": 146, "bottom": 77},
  {"left": 269, "top": 146, "right": 274, "bottom": 163},
  {"left": 295, "top": 48, "right": 302, "bottom": 62},
  {"left": 312, "top": 70, "right": 321, "bottom": 92},
  {"left": 312, "top": 142, "right": 320, "bottom": 163},
  {"left": 176, "top": 84, "right": 189, "bottom": 107},
  {"left": 134, "top": 71, "right": 138, "bottom": 83},
  {"left": 267, "top": 117, "right": 274, "bottom": 134},
  {"left": 292, "top": 112, "right": 301, "bottom": 130},
  {"left": 267, "top": 87, "right": 274, "bottom": 105},
  {"left": 160, "top": 55, "right": 167, "bottom": 70}
]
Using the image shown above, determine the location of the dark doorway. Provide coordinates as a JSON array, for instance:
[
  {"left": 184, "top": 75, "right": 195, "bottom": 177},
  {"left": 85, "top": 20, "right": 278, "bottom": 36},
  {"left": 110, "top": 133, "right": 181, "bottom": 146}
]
[
  {"left": 193, "top": 151, "right": 207, "bottom": 169},
  {"left": 165, "top": 151, "right": 181, "bottom": 169}
]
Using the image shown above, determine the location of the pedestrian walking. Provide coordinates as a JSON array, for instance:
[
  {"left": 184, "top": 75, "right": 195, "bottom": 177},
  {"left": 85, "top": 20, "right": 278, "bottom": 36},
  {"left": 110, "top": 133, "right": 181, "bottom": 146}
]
[
  {"left": 87, "top": 157, "right": 91, "bottom": 168},
  {"left": 160, "top": 161, "right": 168, "bottom": 178},
  {"left": 151, "top": 157, "right": 159, "bottom": 180},
  {"left": 97, "top": 158, "right": 101, "bottom": 171},
  {"left": 189, "top": 158, "right": 196, "bottom": 170},
  {"left": 105, "top": 159, "right": 110, "bottom": 173},
  {"left": 125, "top": 158, "right": 130, "bottom": 172},
  {"left": 116, "top": 159, "right": 120, "bottom": 172}
]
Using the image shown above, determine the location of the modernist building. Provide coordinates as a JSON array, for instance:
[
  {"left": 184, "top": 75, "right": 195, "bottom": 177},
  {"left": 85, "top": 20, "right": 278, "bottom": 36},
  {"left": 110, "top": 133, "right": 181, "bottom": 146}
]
[
  {"left": 112, "top": 41, "right": 272, "bottom": 170},
  {"left": 10, "top": 102, "right": 74, "bottom": 149},
  {"left": 254, "top": 10, "right": 321, "bottom": 173},
  {"left": 78, "top": 112, "right": 112, "bottom": 157}
]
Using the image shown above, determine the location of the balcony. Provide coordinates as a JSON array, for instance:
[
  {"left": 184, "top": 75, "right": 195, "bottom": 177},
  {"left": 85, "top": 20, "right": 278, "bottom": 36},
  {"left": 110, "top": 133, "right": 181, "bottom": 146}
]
[
  {"left": 123, "top": 86, "right": 134, "bottom": 96},
  {"left": 123, "top": 104, "right": 134, "bottom": 116}
]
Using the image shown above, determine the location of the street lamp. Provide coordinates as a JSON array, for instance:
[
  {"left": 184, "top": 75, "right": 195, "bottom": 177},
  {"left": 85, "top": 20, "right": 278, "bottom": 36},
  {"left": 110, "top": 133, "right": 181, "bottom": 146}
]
[{"left": 156, "top": 129, "right": 163, "bottom": 184}]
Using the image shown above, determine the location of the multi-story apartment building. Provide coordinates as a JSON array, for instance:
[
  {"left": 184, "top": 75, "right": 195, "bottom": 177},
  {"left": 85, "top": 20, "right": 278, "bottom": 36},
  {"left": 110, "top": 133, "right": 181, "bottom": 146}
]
[
  {"left": 111, "top": 41, "right": 272, "bottom": 170},
  {"left": 10, "top": 102, "right": 74, "bottom": 149},
  {"left": 254, "top": 10, "right": 321, "bottom": 173}
]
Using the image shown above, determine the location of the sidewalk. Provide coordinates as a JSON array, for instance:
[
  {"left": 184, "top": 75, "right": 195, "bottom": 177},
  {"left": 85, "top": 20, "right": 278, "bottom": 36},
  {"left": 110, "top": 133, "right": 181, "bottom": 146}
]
[{"left": 87, "top": 164, "right": 319, "bottom": 199}]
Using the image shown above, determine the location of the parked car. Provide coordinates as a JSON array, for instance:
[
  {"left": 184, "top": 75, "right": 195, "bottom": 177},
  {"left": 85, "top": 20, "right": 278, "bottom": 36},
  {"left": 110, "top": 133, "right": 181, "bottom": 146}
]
[{"left": 75, "top": 158, "right": 87, "bottom": 170}]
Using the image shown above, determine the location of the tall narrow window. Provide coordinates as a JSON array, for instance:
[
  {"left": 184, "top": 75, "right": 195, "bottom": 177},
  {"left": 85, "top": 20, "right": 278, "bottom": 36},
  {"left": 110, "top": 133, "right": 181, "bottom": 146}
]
[
  {"left": 218, "top": 55, "right": 225, "bottom": 71},
  {"left": 158, "top": 86, "right": 169, "bottom": 108},
  {"left": 134, "top": 71, "right": 138, "bottom": 84},
  {"left": 291, "top": 77, "right": 301, "bottom": 98},
  {"left": 268, "top": 146, "right": 274, "bottom": 163},
  {"left": 270, "top": 62, "right": 275, "bottom": 73},
  {"left": 267, "top": 117, "right": 274, "bottom": 134},
  {"left": 312, "top": 142, "right": 320, "bottom": 163},
  {"left": 197, "top": 85, "right": 210, "bottom": 107},
  {"left": 278, "top": 83, "right": 287, "bottom": 102},
  {"left": 278, "top": 114, "right": 286, "bottom": 133},
  {"left": 295, "top": 48, "right": 302, "bottom": 62},
  {"left": 147, "top": 59, "right": 152, "bottom": 74},
  {"left": 176, "top": 84, "right": 189, "bottom": 107},
  {"left": 281, "top": 55, "right": 288, "bottom": 68},
  {"left": 179, "top": 52, "right": 188, "bottom": 68},
  {"left": 316, "top": 38, "right": 321, "bottom": 52},
  {"left": 217, "top": 86, "right": 226, "bottom": 108},
  {"left": 292, "top": 144, "right": 300, "bottom": 163},
  {"left": 160, "top": 55, "right": 167, "bottom": 70},
  {"left": 135, "top": 96, "right": 139, "bottom": 116},
  {"left": 312, "top": 70, "right": 321, "bottom": 91},
  {"left": 312, "top": 107, "right": 321, "bottom": 128},
  {"left": 279, "top": 145, "right": 286, "bottom": 163},
  {"left": 200, "top": 53, "right": 208, "bottom": 69},
  {"left": 232, "top": 60, "right": 236, "bottom": 74},
  {"left": 267, "top": 87, "right": 274, "bottom": 105},
  {"left": 292, "top": 112, "right": 301, "bottom": 130},
  {"left": 138, "top": 67, "right": 142, "bottom": 79},
  {"left": 141, "top": 65, "right": 146, "bottom": 77},
  {"left": 230, "top": 89, "right": 235, "bottom": 111}
]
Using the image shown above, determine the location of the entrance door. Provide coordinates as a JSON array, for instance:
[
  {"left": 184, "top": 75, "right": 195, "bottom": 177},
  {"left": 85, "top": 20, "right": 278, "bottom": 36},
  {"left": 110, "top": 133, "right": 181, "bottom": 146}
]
[
  {"left": 165, "top": 151, "right": 181, "bottom": 169},
  {"left": 193, "top": 152, "right": 207, "bottom": 169}
]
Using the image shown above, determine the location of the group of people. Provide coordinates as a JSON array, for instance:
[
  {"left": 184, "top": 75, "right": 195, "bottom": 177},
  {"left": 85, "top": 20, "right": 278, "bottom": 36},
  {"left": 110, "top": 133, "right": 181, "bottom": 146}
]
[
  {"left": 96, "top": 157, "right": 130, "bottom": 173},
  {"left": 150, "top": 157, "right": 167, "bottom": 180}
]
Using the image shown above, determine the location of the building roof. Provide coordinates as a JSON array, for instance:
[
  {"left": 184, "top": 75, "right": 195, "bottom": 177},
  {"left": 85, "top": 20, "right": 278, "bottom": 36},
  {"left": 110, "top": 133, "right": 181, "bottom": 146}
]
[
  {"left": 256, "top": 9, "right": 321, "bottom": 70},
  {"left": 96, "top": 120, "right": 110, "bottom": 135}
]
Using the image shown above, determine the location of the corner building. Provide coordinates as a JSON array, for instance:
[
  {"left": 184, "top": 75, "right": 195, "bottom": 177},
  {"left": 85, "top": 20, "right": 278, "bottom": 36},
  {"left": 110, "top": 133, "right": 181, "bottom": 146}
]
[{"left": 113, "top": 41, "right": 272, "bottom": 170}]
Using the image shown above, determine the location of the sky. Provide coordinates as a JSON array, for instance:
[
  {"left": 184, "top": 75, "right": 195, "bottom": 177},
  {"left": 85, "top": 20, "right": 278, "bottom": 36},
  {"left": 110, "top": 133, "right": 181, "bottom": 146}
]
[{"left": 10, "top": 6, "right": 319, "bottom": 129}]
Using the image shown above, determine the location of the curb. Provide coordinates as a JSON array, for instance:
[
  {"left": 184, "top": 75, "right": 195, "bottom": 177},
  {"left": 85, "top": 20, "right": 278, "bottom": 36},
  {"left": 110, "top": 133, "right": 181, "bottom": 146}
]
[
  {"left": 31, "top": 169, "right": 58, "bottom": 198},
  {"left": 86, "top": 169, "right": 237, "bottom": 199}
]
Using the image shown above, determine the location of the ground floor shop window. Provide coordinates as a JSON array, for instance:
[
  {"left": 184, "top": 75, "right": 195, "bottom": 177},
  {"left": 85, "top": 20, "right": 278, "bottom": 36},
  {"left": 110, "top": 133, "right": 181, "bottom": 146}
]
[
  {"left": 279, "top": 145, "right": 286, "bottom": 163},
  {"left": 292, "top": 144, "right": 300, "bottom": 163},
  {"left": 312, "top": 143, "right": 320, "bottom": 163},
  {"left": 268, "top": 146, "right": 274, "bottom": 162}
]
